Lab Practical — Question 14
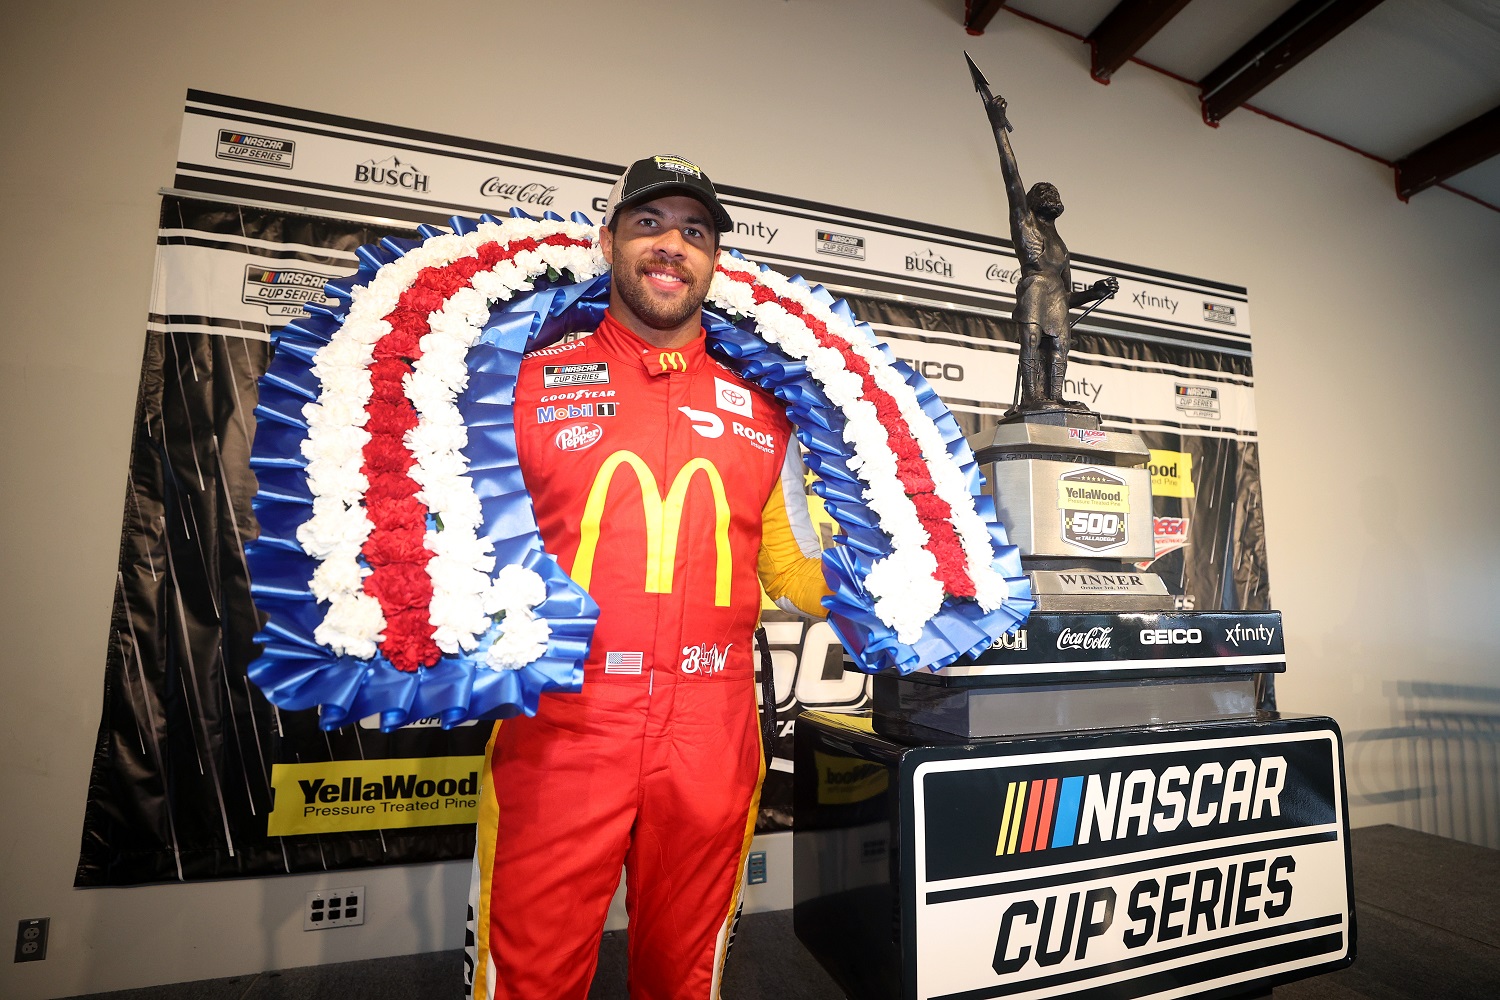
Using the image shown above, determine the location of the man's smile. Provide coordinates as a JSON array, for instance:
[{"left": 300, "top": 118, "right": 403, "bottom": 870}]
[{"left": 642, "top": 264, "right": 689, "bottom": 292}]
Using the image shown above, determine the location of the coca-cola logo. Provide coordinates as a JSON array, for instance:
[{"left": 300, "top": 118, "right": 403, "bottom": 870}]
[
  {"left": 554, "top": 423, "right": 603, "bottom": 452},
  {"left": 479, "top": 177, "right": 558, "bottom": 206},
  {"left": 1056, "top": 626, "right": 1112, "bottom": 651}
]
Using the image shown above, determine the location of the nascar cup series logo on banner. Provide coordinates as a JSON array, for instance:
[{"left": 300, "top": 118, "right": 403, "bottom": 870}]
[{"left": 911, "top": 726, "right": 1350, "bottom": 999}]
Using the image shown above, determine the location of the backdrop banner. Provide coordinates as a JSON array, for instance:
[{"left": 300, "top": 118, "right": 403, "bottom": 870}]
[{"left": 76, "top": 93, "right": 1268, "bottom": 884}]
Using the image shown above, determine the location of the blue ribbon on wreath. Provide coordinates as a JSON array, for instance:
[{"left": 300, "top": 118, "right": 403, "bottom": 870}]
[{"left": 246, "top": 212, "right": 1032, "bottom": 731}]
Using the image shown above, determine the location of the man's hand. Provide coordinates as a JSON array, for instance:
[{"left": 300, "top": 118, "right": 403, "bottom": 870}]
[
  {"left": 1093, "top": 277, "right": 1119, "bottom": 299},
  {"left": 986, "top": 94, "right": 1013, "bottom": 134}
]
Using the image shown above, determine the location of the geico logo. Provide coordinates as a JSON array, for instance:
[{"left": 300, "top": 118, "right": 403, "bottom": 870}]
[
  {"left": 732, "top": 421, "right": 775, "bottom": 450},
  {"left": 1140, "top": 628, "right": 1202, "bottom": 645},
  {"left": 992, "top": 855, "right": 1295, "bottom": 974},
  {"left": 298, "top": 772, "right": 478, "bottom": 804},
  {"left": 897, "top": 358, "right": 966, "bottom": 382},
  {"left": 573, "top": 451, "right": 732, "bottom": 606},
  {"left": 994, "top": 756, "right": 1288, "bottom": 859}
]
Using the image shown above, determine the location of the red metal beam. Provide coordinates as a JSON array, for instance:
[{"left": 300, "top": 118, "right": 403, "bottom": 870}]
[
  {"left": 1394, "top": 106, "right": 1500, "bottom": 200},
  {"left": 1199, "top": 0, "right": 1386, "bottom": 124},
  {"left": 1085, "top": 0, "right": 1194, "bottom": 83},
  {"left": 964, "top": 1, "right": 1007, "bottom": 36}
]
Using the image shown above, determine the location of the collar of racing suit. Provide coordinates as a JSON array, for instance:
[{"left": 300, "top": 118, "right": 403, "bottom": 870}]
[{"left": 594, "top": 309, "right": 708, "bottom": 378}]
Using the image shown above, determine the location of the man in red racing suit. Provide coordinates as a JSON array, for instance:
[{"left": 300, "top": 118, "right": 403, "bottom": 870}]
[{"left": 468, "top": 155, "right": 829, "bottom": 1000}]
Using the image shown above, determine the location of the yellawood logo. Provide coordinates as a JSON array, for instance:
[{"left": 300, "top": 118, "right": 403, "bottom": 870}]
[{"left": 267, "top": 755, "right": 483, "bottom": 836}]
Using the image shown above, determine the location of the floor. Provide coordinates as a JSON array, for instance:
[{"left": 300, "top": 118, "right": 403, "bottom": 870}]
[{"left": 62, "top": 825, "right": 1499, "bottom": 1000}]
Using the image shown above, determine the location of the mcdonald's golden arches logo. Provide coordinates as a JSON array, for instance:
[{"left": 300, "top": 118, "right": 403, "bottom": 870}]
[
  {"left": 572, "top": 450, "right": 732, "bottom": 606},
  {"left": 656, "top": 351, "right": 687, "bottom": 374}
]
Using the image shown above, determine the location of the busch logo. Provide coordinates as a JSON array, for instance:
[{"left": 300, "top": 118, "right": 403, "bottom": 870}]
[
  {"left": 1057, "top": 626, "right": 1112, "bottom": 651},
  {"left": 905, "top": 248, "right": 953, "bottom": 277},
  {"left": 991, "top": 629, "right": 1028, "bottom": 651},
  {"left": 554, "top": 423, "right": 603, "bottom": 452},
  {"left": 354, "top": 156, "right": 429, "bottom": 192},
  {"left": 681, "top": 642, "right": 732, "bottom": 676}
]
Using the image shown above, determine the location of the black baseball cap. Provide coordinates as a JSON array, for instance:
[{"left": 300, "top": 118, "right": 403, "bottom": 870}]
[{"left": 603, "top": 154, "right": 734, "bottom": 234}]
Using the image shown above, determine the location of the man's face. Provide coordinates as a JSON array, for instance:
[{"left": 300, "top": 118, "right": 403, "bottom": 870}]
[
  {"left": 1028, "top": 182, "right": 1064, "bottom": 220},
  {"left": 600, "top": 194, "right": 718, "bottom": 341}
]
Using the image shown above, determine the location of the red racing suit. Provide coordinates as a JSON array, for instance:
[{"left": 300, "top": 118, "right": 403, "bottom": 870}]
[{"left": 468, "top": 310, "right": 828, "bottom": 1000}]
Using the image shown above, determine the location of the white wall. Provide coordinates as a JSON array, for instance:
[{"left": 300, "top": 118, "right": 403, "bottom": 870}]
[{"left": 2, "top": 2, "right": 1497, "bottom": 997}]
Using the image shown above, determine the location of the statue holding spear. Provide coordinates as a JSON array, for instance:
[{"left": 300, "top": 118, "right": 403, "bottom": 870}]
[{"left": 967, "top": 53, "right": 1118, "bottom": 414}]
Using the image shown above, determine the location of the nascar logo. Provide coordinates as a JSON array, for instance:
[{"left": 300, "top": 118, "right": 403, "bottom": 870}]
[{"left": 994, "top": 755, "right": 1287, "bottom": 856}]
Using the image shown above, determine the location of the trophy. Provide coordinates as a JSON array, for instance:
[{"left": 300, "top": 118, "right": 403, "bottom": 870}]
[
  {"left": 965, "top": 52, "right": 1171, "bottom": 613},
  {"left": 790, "top": 57, "right": 1351, "bottom": 1000}
]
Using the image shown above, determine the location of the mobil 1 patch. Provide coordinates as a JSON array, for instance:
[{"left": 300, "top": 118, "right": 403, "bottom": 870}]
[{"left": 543, "top": 362, "right": 609, "bottom": 388}]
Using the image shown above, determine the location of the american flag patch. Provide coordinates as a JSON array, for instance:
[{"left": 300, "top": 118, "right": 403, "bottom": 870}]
[{"left": 604, "top": 652, "right": 643, "bottom": 675}]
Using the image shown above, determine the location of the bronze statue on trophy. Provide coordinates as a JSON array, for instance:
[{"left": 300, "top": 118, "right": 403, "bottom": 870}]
[{"left": 967, "top": 54, "right": 1118, "bottom": 415}]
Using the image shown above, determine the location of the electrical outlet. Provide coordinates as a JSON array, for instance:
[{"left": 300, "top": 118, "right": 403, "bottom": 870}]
[
  {"left": 304, "top": 886, "right": 365, "bottom": 930},
  {"left": 15, "top": 918, "right": 48, "bottom": 962},
  {"left": 746, "top": 851, "right": 768, "bottom": 886}
]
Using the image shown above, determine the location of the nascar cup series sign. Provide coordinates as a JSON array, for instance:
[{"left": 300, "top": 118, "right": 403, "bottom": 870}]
[{"left": 909, "top": 721, "right": 1351, "bottom": 999}]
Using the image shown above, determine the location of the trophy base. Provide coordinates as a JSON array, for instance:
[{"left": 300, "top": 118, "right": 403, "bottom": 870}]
[
  {"left": 997, "top": 405, "right": 1099, "bottom": 427},
  {"left": 1025, "top": 565, "right": 1175, "bottom": 612},
  {"left": 873, "top": 672, "right": 1257, "bottom": 741}
]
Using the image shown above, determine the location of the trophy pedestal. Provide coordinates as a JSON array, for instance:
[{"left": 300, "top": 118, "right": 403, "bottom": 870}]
[
  {"left": 792, "top": 610, "right": 1355, "bottom": 999},
  {"left": 979, "top": 412, "right": 1173, "bottom": 613}
]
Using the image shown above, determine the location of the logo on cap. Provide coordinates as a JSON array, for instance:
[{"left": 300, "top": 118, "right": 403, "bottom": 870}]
[{"left": 654, "top": 155, "right": 702, "bottom": 178}]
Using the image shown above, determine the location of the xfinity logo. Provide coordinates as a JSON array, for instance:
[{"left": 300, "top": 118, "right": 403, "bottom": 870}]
[
  {"left": 479, "top": 177, "right": 557, "bottom": 206},
  {"left": 1131, "top": 291, "right": 1179, "bottom": 315},
  {"left": 1141, "top": 627, "right": 1202, "bottom": 645},
  {"left": 1057, "top": 626, "right": 1111, "bottom": 651},
  {"left": 1225, "top": 623, "right": 1276, "bottom": 647},
  {"left": 905, "top": 248, "right": 953, "bottom": 278},
  {"left": 355, "top": 156, "right": 430, "bottom": 193}
]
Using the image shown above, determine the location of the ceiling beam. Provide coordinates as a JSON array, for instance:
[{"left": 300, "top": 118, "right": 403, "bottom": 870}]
[
  {"left": 1394, "top": 106, "right": 1500, "bottom": 200},
  {"left": 1199, "top": 0, "right": 1386, "bottom": 124},
  {"left": 1085, "top": 0, "right": 1194, "bottom": 83},
  {"left": 964, "top": 1, "right": 1007, "bottom": 36}
]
